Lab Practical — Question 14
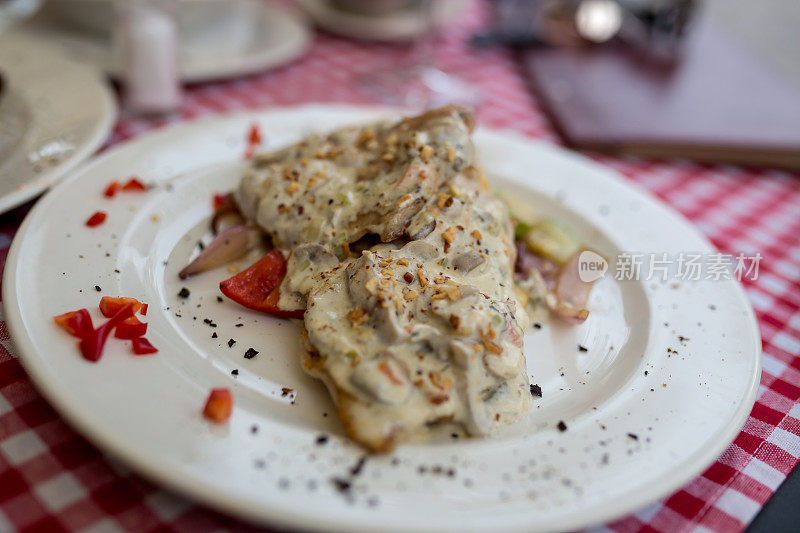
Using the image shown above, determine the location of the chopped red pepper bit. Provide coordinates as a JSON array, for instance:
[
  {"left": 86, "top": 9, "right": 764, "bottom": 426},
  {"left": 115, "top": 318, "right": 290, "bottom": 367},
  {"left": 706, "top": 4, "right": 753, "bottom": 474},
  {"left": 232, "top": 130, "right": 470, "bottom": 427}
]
[
  {"left": 243, "top": 123, "right": 262, "bottom": 160},
  {"left": 139, "top": 303, "right": 148, "bottom": 316},
  {"left": 203, "top": 388, "right": 232, "bottom": 423},
  {"left": 99, "top": 296, "right": 144, "bottom": 318},
  {"left": 248, "top": 123, "right": 261, "bottom": 145},
  {"left": 131, "top": 336, "right": 158, "bottom": 355},
  {"left": 114, "top": 316, "right": 148, "bottom": 339},
  {"left": 79, "top": 304, "right": 135, "bottom": 362},
  {"left": 103, "top": 181, "right": 120, "bottom": 198},
  {"left": 212, "top": 193, "right": 229, "bottom": 210},
  {"left": 219, "top": 250, "right": 304, "bottom": 319},
  {"left": 121, "top": 177, "right": 147, "bottom": 192},
  {"left": 53, "top": 309, "right": 94, "bottom": 338},
  {"left": 86, "top": 211, "right": 107, "bottom": 227}
]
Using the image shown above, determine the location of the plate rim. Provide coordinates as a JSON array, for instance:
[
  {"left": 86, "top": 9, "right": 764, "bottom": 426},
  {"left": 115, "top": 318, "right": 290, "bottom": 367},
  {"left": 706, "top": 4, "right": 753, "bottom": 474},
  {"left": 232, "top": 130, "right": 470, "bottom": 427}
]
[
  {"left": 2, "top": 104, "right": 762, "bottom": 532},
  {"left": 18, "top": 0, "right": 312, "bottom": 83},
  {"left": 0, "top": 32, "right": 118, "bottom": 214}
]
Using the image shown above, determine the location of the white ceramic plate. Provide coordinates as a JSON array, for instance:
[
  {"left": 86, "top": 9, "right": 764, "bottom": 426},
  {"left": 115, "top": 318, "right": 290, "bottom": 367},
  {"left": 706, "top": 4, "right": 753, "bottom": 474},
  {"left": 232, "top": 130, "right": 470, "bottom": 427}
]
[
  {"left": 18, "top": 0, "right": 311, "bottom": 83},
  {"left": 0, "top": 32, "right": 116, "bottom": 214},
  {"left": 299, "top": 0, "right": 470, "bottom": 42},
  {"left": 4, "top": 105, "right": 761, "bottom": 532}
]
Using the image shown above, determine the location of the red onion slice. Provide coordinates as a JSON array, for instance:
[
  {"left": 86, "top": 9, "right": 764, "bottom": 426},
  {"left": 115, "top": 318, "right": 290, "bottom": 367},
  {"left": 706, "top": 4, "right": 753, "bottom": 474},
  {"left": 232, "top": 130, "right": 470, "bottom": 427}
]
[
  {"left": 549, "top": 249, "right": 596, "bottom": 324},
  {"left": 179, "top": 225, "right": 261, "bottom": 279}
]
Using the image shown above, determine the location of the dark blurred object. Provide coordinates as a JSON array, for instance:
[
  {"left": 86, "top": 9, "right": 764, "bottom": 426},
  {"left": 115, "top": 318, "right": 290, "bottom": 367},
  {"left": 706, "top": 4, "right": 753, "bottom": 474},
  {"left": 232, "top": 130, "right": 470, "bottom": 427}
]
[
  {"left": 474, "top": 0, "right": 695, "bottom": 63},
  {"left": 520, "top": 11, "right": 800, "bottom": 169}
]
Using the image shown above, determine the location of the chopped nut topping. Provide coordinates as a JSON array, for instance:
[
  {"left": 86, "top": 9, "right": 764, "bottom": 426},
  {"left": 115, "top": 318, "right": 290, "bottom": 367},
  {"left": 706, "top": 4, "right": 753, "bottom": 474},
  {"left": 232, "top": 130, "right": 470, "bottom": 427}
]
[
  {"left": 403, "top": 288, "right": 419, "bottom": 301},
  {"left": 420, "top": 145, "right": 434, "bottom": 161},
  {"left": 449, "top": 314, "right": 461, "bottom": 330},
  {"left": 471, "top": 229, "right": 482, "bottom": 241},
  {"left": 447, "top": 147, "right": 457, "bottom": 162},
  {"left": 430, "top": 394, "right": 449, "bottom": 405},
  {"left": 429, "top": 371, "right": 453, "bottom": 390},
  {"left": 443, "top": 285, "right": 461, "bottom": 301},
  {"left": 342, "top": 241, "right": 350, "bottom": 257},
  {"left": 417, "top": 268, "right": 428, "bottom": 288},
  {"left": 480, "top": 327, "right": 503, "bottom": 354},
  {"left": 357, "top": 128, "right": 375, "bottom": 147},
  {"left": 347, "top": 307, "right": 368, "bottom": 327},
  {"left": 437, "top": 193, "right": 454, "bottom": 209},
  {"left": 395, "top": 193, "right": 413, "bottom": 207},
  {"left": 397, "top": 258, "right": 409, "bottom": 267},
  {"left": 442, "top": 226, "right": 456, "bottom": 244},
  {"left": 365, "top": 278, "right": 379, "bottom": 295},
  {"left": 379, "top": 260, "right": 390, "bottom": 268},
  {"left": 286, "top": 182, "right": 299, "bottom": 194},
  {"left": 381, "top": 269, "right": 394, "bottom": 278}
]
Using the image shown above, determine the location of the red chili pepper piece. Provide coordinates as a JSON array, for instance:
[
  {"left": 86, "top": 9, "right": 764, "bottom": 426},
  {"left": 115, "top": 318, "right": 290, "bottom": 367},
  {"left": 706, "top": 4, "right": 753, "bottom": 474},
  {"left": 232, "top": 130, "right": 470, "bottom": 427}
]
[
  {"left": 203, "top": 388, "right": 232, "bottom": 423},
  {"left": 131, "top": 336, "right": 158, "bottom": 355},
  {"left": 99, "top": 296, "right": 144, "bottom": 318},
  {"left": 78, "top": 304, "right": 135, "bottom": 362},
  {"left": 248, "top": 123, "right": 261, "bottom": 145},
  {"left": 121, "top": 177, "right": 147, "bottom": 192},
  {"left": 219, "top": 250, "right": 304, "bottom": 318},
  {"left": 212, "top": 193, "right": 229, "bottom": 210},
  {"left": 243, "top": 123, "right": 262, "bottom": 160},
  {"left": 114, "top": 316, "right": 148, "bottom": 339},
  {"left": 139, "top": 303, "right": 148, "bottom": 316},
  {"left": 86, "top": 211, "right": 107, "bottom": 227},
  {"left": 103, "top": 181, "right": 120, "bottom": 198},
  {"left": 53, "top": 309, "right": 94, "bottom": 338}
]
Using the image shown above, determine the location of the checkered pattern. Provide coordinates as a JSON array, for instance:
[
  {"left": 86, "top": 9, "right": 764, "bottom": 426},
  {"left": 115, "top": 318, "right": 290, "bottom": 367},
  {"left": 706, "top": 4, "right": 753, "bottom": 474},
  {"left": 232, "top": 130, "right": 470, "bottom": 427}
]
[{"left": 2, "top": 2, "right": 799, "bottom": 531}]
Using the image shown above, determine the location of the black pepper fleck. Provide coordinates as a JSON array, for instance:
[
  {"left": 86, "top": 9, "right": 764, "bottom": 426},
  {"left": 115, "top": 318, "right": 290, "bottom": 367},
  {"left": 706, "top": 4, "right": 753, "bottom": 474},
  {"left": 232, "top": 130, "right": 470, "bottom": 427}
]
[
  {"left": 244, "top": 348, "right": 258, "bottom": 359},
  {"left": 316, "top": 434, "right": 328, "bottom": 445},
  {"left": 530, "top": 384, "right": 542, "bottom": 397},
  {"left": 578, "top": 345, "right": 588, "bottom": 352},
  {"left": 557, "top": 421, "right": 568, "bottom": 432},
  {"left": 94, "top": 285, "right": 102, "bottom": 292},
  {"left": 231, "top": 369, "right": 239, "bottom": 376},
  {"left": 228, "top": 339, "right": 236, "bottom": 348},
  {"left": 178, "top": 287, "right": 190, "bottom": 298}
]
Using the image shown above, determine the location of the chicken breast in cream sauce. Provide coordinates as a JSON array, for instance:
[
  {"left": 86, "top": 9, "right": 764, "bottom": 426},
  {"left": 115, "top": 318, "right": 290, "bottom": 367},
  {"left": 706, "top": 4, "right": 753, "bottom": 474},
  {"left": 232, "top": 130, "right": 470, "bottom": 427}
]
[{"left": 234, "top": 106, "right": 533, "bottom": 451}]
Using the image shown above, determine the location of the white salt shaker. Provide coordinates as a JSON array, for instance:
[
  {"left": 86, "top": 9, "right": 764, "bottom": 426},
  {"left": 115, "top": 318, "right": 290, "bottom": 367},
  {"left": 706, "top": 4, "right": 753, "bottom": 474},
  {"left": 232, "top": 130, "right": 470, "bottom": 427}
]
[{"left": 114, "top": 0, "right": 181, "bottom": 115}]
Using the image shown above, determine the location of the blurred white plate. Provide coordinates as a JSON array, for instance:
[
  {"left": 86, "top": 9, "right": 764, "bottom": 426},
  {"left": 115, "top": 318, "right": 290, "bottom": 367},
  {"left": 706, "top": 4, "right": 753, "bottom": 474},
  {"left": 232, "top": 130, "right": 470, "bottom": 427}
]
[
  {"left": 0, "top": 32, "right": 116, "bottom": 214},
  {"left": 19, "top": 0, "right": 311, "bottom": 83},
  {"left": 300, "top": 0, "right": 471, "bottom": 42},
  {"left": 4, "top": 105, "right": 761, "bottom": 532}
]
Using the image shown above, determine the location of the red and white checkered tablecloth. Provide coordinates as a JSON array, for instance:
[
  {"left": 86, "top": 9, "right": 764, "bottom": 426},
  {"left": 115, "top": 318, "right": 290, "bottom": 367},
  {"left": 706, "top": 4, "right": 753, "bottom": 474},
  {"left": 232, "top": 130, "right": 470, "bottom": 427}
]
[{"left": 2, "top": 3, "right": 800, "bottom": 532}]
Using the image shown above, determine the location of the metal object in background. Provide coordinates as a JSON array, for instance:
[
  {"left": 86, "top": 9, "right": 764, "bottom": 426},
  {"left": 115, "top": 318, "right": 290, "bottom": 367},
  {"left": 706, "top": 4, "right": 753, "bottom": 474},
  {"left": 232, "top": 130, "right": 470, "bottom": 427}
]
[{"left": 474, "top": 0, "right": 697, "bottom": 63}]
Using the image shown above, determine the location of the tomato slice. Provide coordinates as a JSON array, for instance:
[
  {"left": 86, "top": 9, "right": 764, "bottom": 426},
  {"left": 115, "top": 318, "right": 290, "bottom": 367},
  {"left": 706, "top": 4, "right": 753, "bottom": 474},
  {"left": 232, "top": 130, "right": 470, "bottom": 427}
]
[
  {"left": 203, "top": 388, "right": 232, "bottom": 423},
  {"left": 103, "top": 181, "right": 120, "bottom": 198},
  {"left": 121, "top": 177, "right": 147, "bottom": 191},
  {"left": 86, "top": 211, "right": 107, "bottom": 227},
  {"left": 219, "top": 250, "right": 304, "bottom": 319},
  {"left": 131, "top": 337, "right": 158, "bottom": 355},
  {"left": 53, "top": 309, "right": 94, "bottom": 338},
  {"left": 99, "top": 296, "right": 144, "bottom": 318},
  {"left": 79, "top": 304, "right": 135, "bottom": 362},
  {"left": 114, "top": 316, "right": 148, "bottom": 339}
]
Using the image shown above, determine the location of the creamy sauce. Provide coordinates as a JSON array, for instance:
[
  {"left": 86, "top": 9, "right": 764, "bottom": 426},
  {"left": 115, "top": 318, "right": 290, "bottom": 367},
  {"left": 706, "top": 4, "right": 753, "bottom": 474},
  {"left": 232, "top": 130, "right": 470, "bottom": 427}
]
[{"left": 235, "top": 107, "right": 532, "bottom": 451}]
